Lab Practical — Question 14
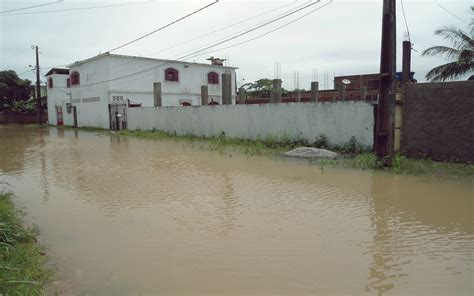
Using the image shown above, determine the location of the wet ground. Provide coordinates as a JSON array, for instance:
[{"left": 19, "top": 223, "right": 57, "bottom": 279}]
[{"left": 0, "top": 125, "right": 472, "bottom": 295}]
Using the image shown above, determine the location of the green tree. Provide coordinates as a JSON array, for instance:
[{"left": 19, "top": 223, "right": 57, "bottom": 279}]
[
  {"left": 422, "top": 7, "right": 474, "bottom": 81},
  {"left": 0, "top": 70, "right": 33, "bottom": 111},
  {"left": 242, "top": 78, "right": 289, "bottom": 98}
]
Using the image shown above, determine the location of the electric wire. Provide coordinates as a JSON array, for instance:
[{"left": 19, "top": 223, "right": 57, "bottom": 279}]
[
  {"left": 400, "top": 0, "right": 411, "bottom": 41},
  {"left": 0, "top": 0, "right": 63, "bottom": 14},
  {"left": 2, "top": 1, "right": 150, "bottom": 16},
  {"left": 56, "top": 0, "right": 315, "bottom": 85},
  {"left": 108, "top": 1, "right": 333, "bottom": 88},
  {"left": 194, "top": 0, "right": 333, "bottom": 59},
  {"left": 433, "top": 0, "right": 469, "bottom": 25},
  {"left": 108, "top": 0, "right": 219, "bottom": 52},
  {"left": 88, "top": 0, "right": 309, "bottom": 79},
  {"left": 148, "top": 0, "right": 300, "bottom": 56},
  {"left": 78, "top": 0, "right": 324, "bottom": 88},
  {"left": 17, "top": 69, "right": 35, "bottom": 76},
  {"left": 164, "top": 0, "right": 314, "bottom": 62}
]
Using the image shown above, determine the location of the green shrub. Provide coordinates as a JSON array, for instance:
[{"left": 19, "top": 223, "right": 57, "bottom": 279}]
[{"left": 313, "top": 134, "right": 329, "bottom": 149}]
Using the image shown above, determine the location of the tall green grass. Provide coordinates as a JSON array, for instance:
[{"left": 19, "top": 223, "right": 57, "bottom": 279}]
[{"left": 0, "top": 192, "right": 53, "bottom": 294}]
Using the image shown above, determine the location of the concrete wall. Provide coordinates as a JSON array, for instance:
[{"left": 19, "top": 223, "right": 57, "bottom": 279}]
[
  {"left": 128, "top": 102, "right": 374, "bottom": 146},
  {"left": 401, "top": 81, "right": 474, "bottom": 162}
]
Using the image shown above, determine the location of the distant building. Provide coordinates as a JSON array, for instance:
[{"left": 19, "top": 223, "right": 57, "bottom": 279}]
[
  {"left": 244, "top": 72, "right": 416, "bottom": 104},
  {"left": 46, "top": 53, "right": 238, "bottom": 128}
]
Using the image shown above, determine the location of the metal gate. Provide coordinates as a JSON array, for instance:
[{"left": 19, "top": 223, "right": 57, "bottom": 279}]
[{"left": 109, "top": 99, "right": 127, "bottom": 131}]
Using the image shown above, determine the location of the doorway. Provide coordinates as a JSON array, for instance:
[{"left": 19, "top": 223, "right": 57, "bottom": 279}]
[
  {"left": 56, "top": 105, "right": 64, "bottom": 126},
  {"left": 109, "top": 100, "right": 127, "bottom": 131}
]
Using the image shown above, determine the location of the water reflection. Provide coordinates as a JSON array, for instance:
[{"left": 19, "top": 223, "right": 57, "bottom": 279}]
[
  {"left": 367, "top": 173, "right": 473, "bottom": 295},
  {"left": 0, "top": 126, "right": 472, "bottom": 295}
]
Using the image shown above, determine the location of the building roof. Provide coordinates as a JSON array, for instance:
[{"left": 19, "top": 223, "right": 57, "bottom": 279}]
[
  {"left": 68, "top": 52, "right": 238, "bottom": 69},
  {"left": 45, "top": 68, "right": 70, "bottom": 76}
]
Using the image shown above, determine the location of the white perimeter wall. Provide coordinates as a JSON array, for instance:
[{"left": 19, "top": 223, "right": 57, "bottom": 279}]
[{"left": 128, "top": 102, "right": 374, "bottom": 146}]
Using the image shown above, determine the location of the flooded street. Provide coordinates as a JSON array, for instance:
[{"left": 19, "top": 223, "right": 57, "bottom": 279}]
[{"left": 0, "top": 125, "right": 472, "bottom": 295}]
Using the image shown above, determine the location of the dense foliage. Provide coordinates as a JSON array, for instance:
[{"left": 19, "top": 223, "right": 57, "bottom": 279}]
[
  {"left": 241, "top": 78, "right": 290, "bottom": 98},
  {"left": 0, "top": 70, "right": 33, "bottom": 112}
]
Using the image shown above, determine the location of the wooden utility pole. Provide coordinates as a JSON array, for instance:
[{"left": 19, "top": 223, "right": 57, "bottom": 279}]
[
  {"left": 375, "top": 0, "right": 396, "bottom": 165},
  {"left": 35, "top": 45, "right": 43, "bottom": 125},
  {"left": 402, "top": 40, "right": 411, "bottom": 85}
]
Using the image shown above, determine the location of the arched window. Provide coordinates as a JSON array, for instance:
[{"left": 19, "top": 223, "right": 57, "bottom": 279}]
[
  {"left": 208, "top": 72, "right": 219, "bottom": 84},
  {"left": 209, "top": 100, "right": 220, "bottom": 105},
  {"left": 70, "top": 72, "right": 80, "bottom": 86},
  {"left": 48, "top": 77, "right": 53, "bottom": 88},
  {"left": 165, "top": 68, "right": 179, "bottom": 82}
]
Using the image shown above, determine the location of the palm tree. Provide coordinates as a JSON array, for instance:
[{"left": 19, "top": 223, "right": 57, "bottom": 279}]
[{"left": 422, "top": 11, "right": 474, "bottom": 81}]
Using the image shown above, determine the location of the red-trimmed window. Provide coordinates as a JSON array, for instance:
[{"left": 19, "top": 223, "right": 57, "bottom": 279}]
[
  {"left": 208, "top": 72, "right": 219, "bottom": 84},
  {"left": 48, "top": 77, "right": 53, "bottom": 88},
  {"left": 165, "top": 68, "right": 179, "bottom": 82},
  {"left": 66, "top": 78, "right": 70, "bottom": 88},
  {"left": 71, "top": 72, "right": 80, "bottom": 86}
]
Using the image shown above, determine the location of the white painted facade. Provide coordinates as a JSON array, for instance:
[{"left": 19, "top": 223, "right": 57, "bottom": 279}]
[
  {"left": 45, "top": 69, "right": 72, "bottom": 126},
  {"left": 127, "top": 102, "right": 375, "bottom": 147},
  {"left": 55, "top": 53, "right": 237, "bottom": 129}
]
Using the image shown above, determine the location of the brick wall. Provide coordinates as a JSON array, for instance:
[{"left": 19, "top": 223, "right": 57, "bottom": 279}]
[
  {"left": 243, "top": 89, "right": 378, "bottom": 104},
  {"left": 401, "top": 81, "right": 474, "bottom": 163}
]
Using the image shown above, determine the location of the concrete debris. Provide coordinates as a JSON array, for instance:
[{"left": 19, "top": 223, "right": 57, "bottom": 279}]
[{"left": 284, "top": 147, "right": 338, "bottom": 159}]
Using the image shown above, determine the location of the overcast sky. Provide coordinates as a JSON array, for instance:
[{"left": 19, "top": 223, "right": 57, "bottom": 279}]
[{"left": 0, "top": 0, "right": 472, "bottom": 89}]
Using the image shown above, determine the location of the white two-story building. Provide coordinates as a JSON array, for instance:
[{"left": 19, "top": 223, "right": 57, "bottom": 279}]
[{"left": 46, "top": 53, "right": 237, "bottom": 129}]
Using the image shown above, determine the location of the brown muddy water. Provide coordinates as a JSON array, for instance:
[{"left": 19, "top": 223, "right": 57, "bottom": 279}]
[{"left": 0, "top": 125, "right": 472, "bottom": 295}]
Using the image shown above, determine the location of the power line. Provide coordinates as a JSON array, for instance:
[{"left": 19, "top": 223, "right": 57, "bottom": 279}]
[
  {"left": 2, "top": 1, "right": 149, "bottom": 16},
  {"left": 166, "top": 0, "right": 322, "bottom": 64},
  {"left": 195, "top": 1, "right": 333, "bottom": 58},
  {"left": 91, "top": 0, "right": 308, "bottom": 78},
  {"left": 0, "top": 0, "right": 63, "bottom": 14},
  {"left": 400, "top": 0, "right": 411, "bottom": 41},
  {"left": 108, "top": 0, "right": 219, "bottom": 52},
  {"left": 433, "top": 0, "right": 469, "bottom": 25},
  {"left": 17, "top": 69, "right": 35, "bottom": 76},
  {"left": 148, "top": 0, "right": 301, "bottom": 56},
  {"left": 76, "top": 0, "right": 323, "bottom": 88},
  {"left": 57, "top": 0, "right": 311, "bottom": 83}
]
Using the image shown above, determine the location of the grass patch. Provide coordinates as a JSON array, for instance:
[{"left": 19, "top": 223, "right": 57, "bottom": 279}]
[
  {"left": 55, "top": 125, "right": 108, "bottom": 132},
  {"left": 81, "top": 128, "right": 474, "bottom": 177},
  {"left": 0, "top": 192, "right": 53, "bottom": 295},
  {"left": 119, "top": 129, "right": 298, "bottom": 155},
  {"left": 120, "top": 129, "right": 474, "bottom": 177},
  {"left": 324, "top": 153, "right": 474, "bottom": 177}
]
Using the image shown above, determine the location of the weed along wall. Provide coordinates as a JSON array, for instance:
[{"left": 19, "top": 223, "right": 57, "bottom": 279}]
[
  {"left": 402, "top": 81, "right": 474, "bottom": 163},
  {"left": 127, "top": 102, "right": 374, "bottom": 147}
]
